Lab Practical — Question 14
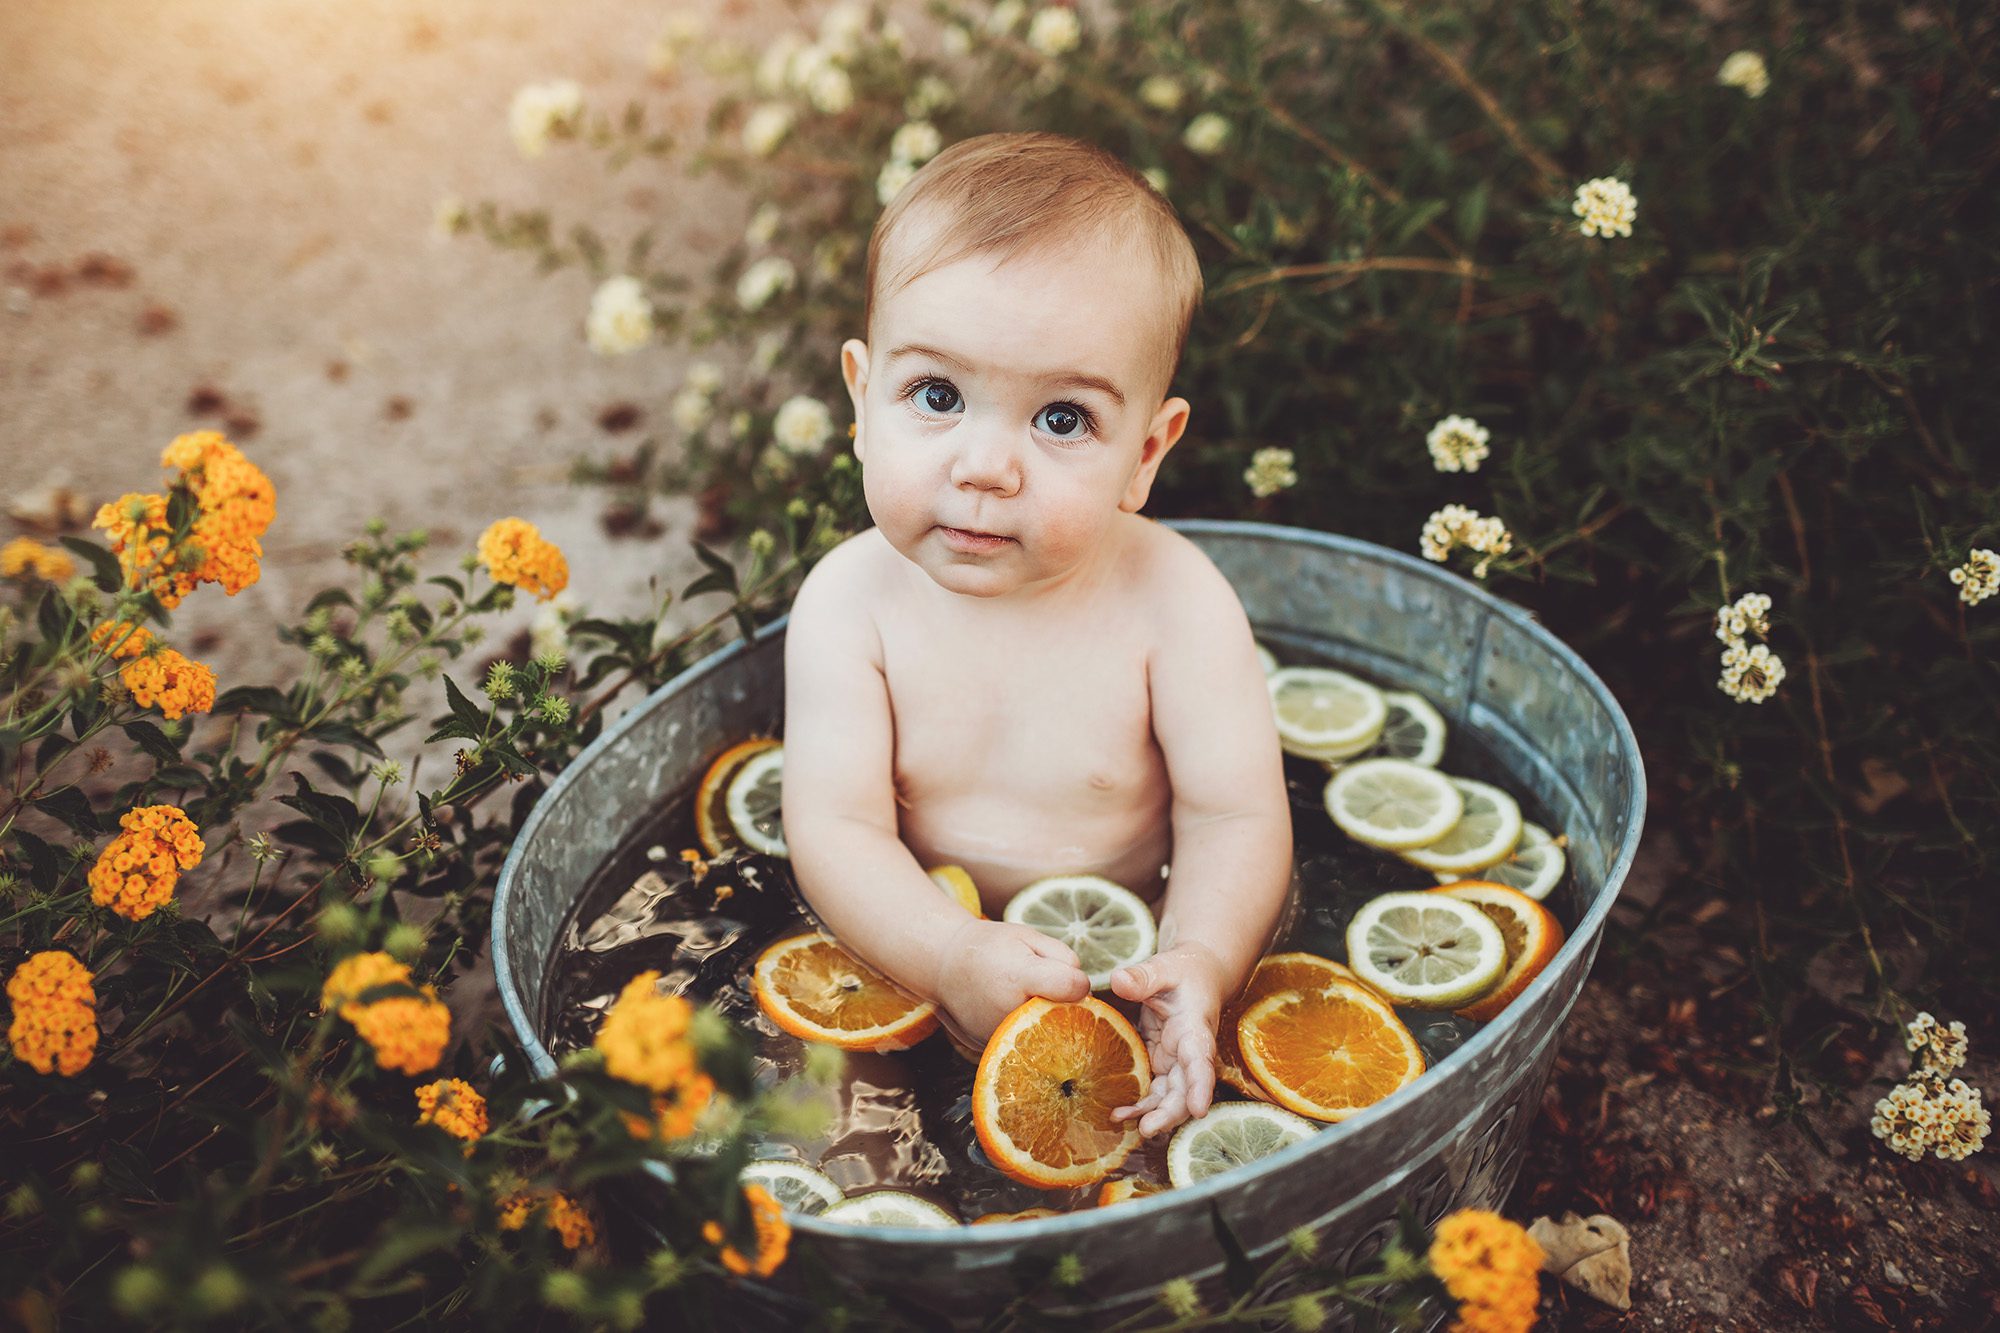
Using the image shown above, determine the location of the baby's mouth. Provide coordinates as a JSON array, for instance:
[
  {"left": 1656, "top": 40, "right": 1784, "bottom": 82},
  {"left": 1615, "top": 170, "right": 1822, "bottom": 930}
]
[{"left": 938, "top": 525, "right": 1014, "bottom": 543}]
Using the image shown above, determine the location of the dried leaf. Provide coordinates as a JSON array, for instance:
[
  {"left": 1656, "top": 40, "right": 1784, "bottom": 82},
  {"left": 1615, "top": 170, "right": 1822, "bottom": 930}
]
[{"left": 1527, "top": 1211, "right": 1632, "bottom": 1312}]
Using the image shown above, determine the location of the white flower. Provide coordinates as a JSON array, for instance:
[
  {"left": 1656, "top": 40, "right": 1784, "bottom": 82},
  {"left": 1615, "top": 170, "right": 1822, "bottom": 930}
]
[
  {"left": 741, "top": 102, "right": 796, "bottom": 157},
  {"left": 1182, "top": 112, "right": 1232, "bottom": 157},
  {"left": 755, "top": 32, "right": 807, "bottom": 95},
  {"left": 1573, "top": 176, "right": 1637, "bottom": 239},
  {"left": 806, "top": 63, "right": 854, "bottom": 115},
  {"left": 672, "top": 387, "right": 715, "bottom": 433},
  {"left": 530, "top": 589, "right": 580, "bottom": 661},
  {"left": 877, "top": 156, "right": 918, "bottom": 205},
  {"left": 1244, "top": 447, "right": 1298, "bottom": 499},
  {"left": 1906, "top": 1012, "right": 1971, "bottom": 1076},
  {"left": 1713, "top": 591, "right": 1773, "bottom": 643},
  {"left": 1138, "top": 75, "right": 1184, "bottom": 113},
  {"left": 905, "top": 74, "right": 956, "bottom": 119},
  {"left": 1716, "top": 50, "right": 1769, "bottom": 99},
  {"left": 685, "top": 361, "right": 724, "bottom": 397},
  {"left": 1141, "top": 166, "right": 1168, "bottom": 195},
  {"left": 942, "top": 24, "right": 974, "bottom": 57},
  {"left": 890, "top": 120, "right": 943, "bottom": 165},
  {"left": 752, "top": 330, "right": 788, "bottom": 374},
  {"left": 736, "top": 256, "right": 797, "bottom": 312},
  {"left": 774, "top": 395, "right": 835, "bottom": 456},
  {"left": 508, "top": 79, "right": 584, "bottom": 159},
  {"left": 585, "top": 275, "right": 653, "bottom": 356},
  {"left": 1426, "top": 415, "right": 1491, "bottom": 473},
  {"left": 1948, "top": 548, "right": 1999, "bottom": 606},
  {"left": 1420, "top": 504, "right": 1514, "bottom": 579},
  {"left": 1717, "top": 641, "right": 1784, "bottom": 704},
  {"left": 986, "top": 0, "right": 1026, "bottom": 35},
  {"left": 818, "top": 3, "right": 870, "bottom": 58},
  {"left": 1026, "top": 7, "right": 1081, "bottom": 57},
  {"left": 745, "top": 202, "right": 783, "bottom": 247},
  {"left": 647, "top": 14, "right": 707, "bottom": 76},
  {"left": 432, "top": 195, "right": 468, "bottom": 240}
]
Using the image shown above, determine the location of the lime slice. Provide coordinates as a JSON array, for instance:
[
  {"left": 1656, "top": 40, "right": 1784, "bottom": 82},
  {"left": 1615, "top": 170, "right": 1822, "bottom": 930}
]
[
  {"left": 1268, "top": 667, "right": 1387, "bottom": 760},
  {"left": 739, "top": 1159, "right": 844, "bottom": 1216},
  {"left": 1400, "top": 777, "right": 1522, "bottom": 875},
  {"left": 1254, "top": 641, "right": 1279, "bottom": 676},
  {"left": 1437, "top": 822, "right": 1564, "bottom": 901},
  {"left": 820, "top": 1190, "right": 960, "bottom": 1228},
  {"left": 1002, "top": 874, "right": 1157, "bottom": 989},
  {"left": 1345, "top": 891, "right": 1506, "bottom": 1009},
  {"left": 1323, "top": 758, "right": 1463, "bottom": 851},
  {"left": 725, "top": 746, "right": 787, "bottom": 857},
  {"left": 1165, "top": 1102, "right": 1318, "bottom": 1188}
]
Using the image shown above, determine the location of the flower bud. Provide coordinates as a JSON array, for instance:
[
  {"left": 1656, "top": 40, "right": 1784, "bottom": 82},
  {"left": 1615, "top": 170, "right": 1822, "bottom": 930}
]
[
  {"left": 112, "top": 1266, "right": 168, "bottom": 1317},
  {"left": 383, "top": 921, "right": 424, "bottom": 960},
  {"left": 319, "top": 902, "right": 362, "bottom": 946}
]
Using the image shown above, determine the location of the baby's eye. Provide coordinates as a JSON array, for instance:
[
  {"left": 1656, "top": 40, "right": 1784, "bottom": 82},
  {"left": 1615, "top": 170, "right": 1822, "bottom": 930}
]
[
  {"left": 1036, "top": 404, "right": 1090, "bottom": 439},
  {"left": 900, "top": 376, "right": 1098, "bottom": 443}
]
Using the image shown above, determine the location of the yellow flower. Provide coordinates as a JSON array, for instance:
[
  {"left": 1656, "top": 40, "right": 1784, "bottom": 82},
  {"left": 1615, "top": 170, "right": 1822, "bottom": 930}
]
[
  {"left": 6, "top": 951, "right": 98, "bottom": 1077},
  {"left": 87, "top": 804, "right": 205, "bottom": 922},
  {"left": 93, "top": 491, "right": 195, "bottom": 607},
  {"left": 89, "top": 620, "right": 154, "bottom": 660},
  {"left": 322, "top": 951, "right": 410, "bottom": 1014},
  {"left": 1427, "top": 1209, "right": 1544, "bottom": 1333},
  {"left": 498, "top": 1189, "right": 597, "bottom": 1250},
  {"left": 595, "top": 970, "right": 696, "bottom": 1091},
  {"left": 0, "top": 537, "right": 76, "bottom": 583},
  {"left": 476, "top": 517, "right": 569, "bottom": 601},
  {"left": 322, "top": 951, "right": 452, "bottom": 1075},
  {"left": 702, "top": 1184, "right": 791, "bottom": 1276},
  {"left": 415, "top": 1078, "right": 489, "bottom": 1143},
  {"left": 160, "top": 430, "right": 275, "bottom": 596},
  {"left": 118, "top": 646, "right": 217, "bottom": 720},
  {"left": 623, "top": 1072, "right": 718, "bottom": 1144}
]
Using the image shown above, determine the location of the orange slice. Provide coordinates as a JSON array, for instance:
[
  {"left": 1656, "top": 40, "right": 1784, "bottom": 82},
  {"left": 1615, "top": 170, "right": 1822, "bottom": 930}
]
[
  {"left": 1430, "top": 881, "right": 1564, "bottom": 1023},
  {"left": 751, "top": 932, "right": 939, "bottom": 1052},
  {"left": 927, "top": 864, "right": 984, "bottom": 917},
  {"left": 1237, "top": 977, "right": 1425, "bottom": 1123},
  {"left": 695, "top": 736, "right": 781, "bottom": 857},
  {"left": 1097, "top": 1177, "right": 1166, "bottom": 1208},
  {"left": 970, "top": 1207, "right": 1061, "bottom": 1225},
  {"left": 1215, "top": 952, "right": 1358, "bottom": 1099},
  {"left": 972, "top": 996, "right": 1149, "bottom": 1189}
]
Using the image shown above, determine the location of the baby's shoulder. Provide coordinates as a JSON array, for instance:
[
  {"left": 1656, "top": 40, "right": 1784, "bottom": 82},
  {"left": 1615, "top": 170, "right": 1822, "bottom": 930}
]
[{"left": 1122, "top": 518, "right": 1251, "bottom": 640}]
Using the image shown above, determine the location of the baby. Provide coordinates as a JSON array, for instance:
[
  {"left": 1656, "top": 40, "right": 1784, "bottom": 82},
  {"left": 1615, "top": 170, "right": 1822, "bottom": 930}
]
[{"left": 781, "top": 131, "right": 1293, "bottom": 1138}]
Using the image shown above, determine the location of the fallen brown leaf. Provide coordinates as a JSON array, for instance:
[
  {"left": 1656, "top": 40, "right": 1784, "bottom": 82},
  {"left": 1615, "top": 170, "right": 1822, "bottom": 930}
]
[{"left": 1527, "top": 1211, "right": 1632, "bottom": 1312}]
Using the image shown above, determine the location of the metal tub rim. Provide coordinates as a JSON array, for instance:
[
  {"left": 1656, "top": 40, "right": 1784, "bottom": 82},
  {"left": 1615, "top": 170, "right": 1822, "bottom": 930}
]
[{"left": 492, "top": 518, "right": 1646, "bottom": 1247}]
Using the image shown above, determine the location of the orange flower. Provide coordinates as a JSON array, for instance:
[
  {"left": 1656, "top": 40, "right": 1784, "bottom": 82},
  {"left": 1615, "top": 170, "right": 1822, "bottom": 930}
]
[
  {"left": 322, "top": 951, "right": 451, "bottom": 1075},
  {"left": 497, "top": 1189, "right": 596, "bottom": 1250},
  {"left": 322, "top": 951, "right": 411, "bottom": 1015},
  {"left": 595, "top": 970, "right": 696, "bottom": 1091},
  {"left": 0, "top": 537, "right": 76, "bottom": 583},
  {"left": 1427, "top": 1209, "right": 1545, "bottom": 1333},
  {"left": 622, "top": 1071, "right": 718, "bottom": 1144},
  {"left": 160, "top": 430, "right": 274, "bottom": 596},
  {"left": 87, "top": 804, "right": 204, "bottom": 922},
  {"left": 6, "top": 952, "right": 98, "bottom": 1077},
  {"left": 476, "top": 517, "right": 569, "bottom": 601},
  {"left": 415, "top": 1078, "right": 489, "bottom": 1143},
  {"left": 702, "top": 1184, "right": 791, "bottom": 1277},
  {"left": 89, "top": 620, "right": 154, "bottom": 660},
  {"left": 93, "top": 491, "right": 195, "bottom": 607},
  {"left": 119, "top": 646, "right": 216, "bottom": 720}
]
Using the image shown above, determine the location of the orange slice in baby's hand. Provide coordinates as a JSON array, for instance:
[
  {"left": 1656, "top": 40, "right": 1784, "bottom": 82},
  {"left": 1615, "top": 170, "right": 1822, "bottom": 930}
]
[
  {"left": 1429, "top": 881, "right": 1564, "bottom": 1023},
  {"left": 973, "top": 997, "right": 1149, "bottom": 1189},
  {"left": 752, "top": 932, "right": 939, "bottom": 1052},
  {"left": 1215, "top": 952, "right": 1359, "bottom": 1099},
  {"left": 1237, "top": 978, "right": 1425, "bottom": 1123},
  {"left": 695, "top": 736, "right": 781, "bottom": 857}
]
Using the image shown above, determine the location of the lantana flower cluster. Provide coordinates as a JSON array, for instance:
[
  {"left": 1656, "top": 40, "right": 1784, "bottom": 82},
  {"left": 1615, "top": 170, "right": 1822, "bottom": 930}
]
[
  {"left": 508, "top": 79, "right": 584, "bottom": 159},
  {"left": 321, "top": 951, "right": 452, "bottom": 1076},
  {"left": 498, "top": 1189, "right": 597, "bottom": 1250},
  {"left": 1948, "top": 548, "right": 1998, "bottom": 606},
  {"left": 1426, "top": 1208, "right": 1545, "bottom": 1333},
  {"left": 1420, "top": 504, "right": 1514, "bottom": 580},
  {"left": 1427, "top": 415, "right": 1492, "bottom": 474},
  {"left": 415, "top": 1078, "right": 490, "bottom": 1145},
  {"left": 92, "top": 431, "right": 274, "bottom": 610},
  {"left": 87, "top": 804, "right": 205, "bottom": 922},
  {"left": 1871, "top": 1011, "right": 1990, "bottom": 1163},
  {"left": 476, "top": 517, "right": 570, "bottom": 602},
  {"left": 1714, "top": 590, "right": 1786, "bottom": 704},
  {"left": 6, "top": 951, "right": 99, "bottom": 1077},
  {"left": 89, "top": 617, "right": 218, "bottom": 721},
  {"left": 586, "top": 275, "right": 655, "bottom": 357},
  {"left": 1572, "top": 176, "right": 1637, "bottom": 239},
  {"left": 0, "top": 537, "right": 77, "bottom": 583},
  {"left": 595, "top": 969, "right": 716, "bottom": 1141},
  {"left": 702, "top": 1183, "right": 792, "bottom": 1277},
  {"left": 1244, "top": 447, "right": 1298, "bottom": 499}
]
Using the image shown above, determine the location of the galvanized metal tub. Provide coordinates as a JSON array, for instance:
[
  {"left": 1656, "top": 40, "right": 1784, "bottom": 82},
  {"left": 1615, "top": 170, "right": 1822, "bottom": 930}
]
[{"left": 493, "top": 520, "right": 1646, "bottom": 1326}]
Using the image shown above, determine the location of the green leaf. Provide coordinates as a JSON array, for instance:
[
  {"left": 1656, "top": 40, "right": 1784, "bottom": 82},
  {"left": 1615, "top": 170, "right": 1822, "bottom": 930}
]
[
  {"left": 122, "top": 720, "right": 183, "bottom": 766},
  {"left": 275, "top": 771, "right": 361, "bottom": 844},
  {"left": 1207, "top": 1201, "right": 1258, "bottom": 1299},
  {"left": 58, "top": 536, "right": 124, "bottom": 593},
  {"left": 35, "top": 786, "right": 102, "bottom": 836},
  {"left": 689, "top": 539, "right": 740, "bottom": 588},
  {"left": 213, "top": 685, "right": 296, "bottom": 720},
  {"left": 683, "top": 569, "right": 733, "bottom": 601},
  {"left": 441, "top": 673, "right": 487, "bottom": 736},
  {"left": 1390, "top": 199, "right": 1447, "bottom": 248},
  {"left": 1456, "top": 182, "right": 1490, "bottom": 247},
  {"left": 304, "top": 721, "right": 386, "bottom": 758}
]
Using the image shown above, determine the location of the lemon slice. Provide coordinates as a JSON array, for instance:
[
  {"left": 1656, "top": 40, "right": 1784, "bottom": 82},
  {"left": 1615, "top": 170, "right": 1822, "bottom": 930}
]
[
  {"left": 1437, "top": 822, "right": 1564, "bottom": 901},
  {"left": 927, "top": 864, "right": 984, "bottom": 916},
  {"left": 1345, "top": 891, "right": 1507, "bottom": 1009},
  {"left": 1323, "top": 758, "right": 1463, "bottom": 851},
  {"left": 1255, "top": 641, "right": 1279, "bottom": 676},
  {"left": 821, "top": 1191, "right": 959, "bottom": 1228},
  {"left": 725, "top": 746, "right": 787, "bottom": 857},
  {"left": 1400, "top": 777, "right": 1522, "bottom": 875},
  {"left": 1002, "top": 875, "right": 1157, "bottom": 989},
  {"left": 1165, "top": 1102, "right": 1318, "bottom": 1188},
  {"left": 1269, "top": 667, "right": 1387, "bottom": 760},
  {"left": 1371, "top": 691, "right": 1448, "bottom": 767},
  {"left": 739, "top": 1159, "right": 844, "bottom": 1215}
]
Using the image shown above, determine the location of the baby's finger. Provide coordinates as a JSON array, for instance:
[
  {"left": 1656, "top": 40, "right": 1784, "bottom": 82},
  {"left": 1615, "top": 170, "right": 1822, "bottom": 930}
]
[
  {"left": 1139, "top": 1067, "right": 1189, "bottom": 1137},
  {"left": 1112, "top": 1080, "right": 1165, "bottom": 1121},
  {"left": 1019, "top": 930, "right": 1084, "bottom": 970},
  {"left": 1021, "top": 955, "right": 1090, "bottom": 1002}
]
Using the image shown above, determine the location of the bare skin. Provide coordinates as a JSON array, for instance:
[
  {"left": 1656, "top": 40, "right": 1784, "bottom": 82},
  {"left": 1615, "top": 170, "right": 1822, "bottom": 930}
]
[{"left": 782, "top": 216, "right": 1294, "bottom": 1136}]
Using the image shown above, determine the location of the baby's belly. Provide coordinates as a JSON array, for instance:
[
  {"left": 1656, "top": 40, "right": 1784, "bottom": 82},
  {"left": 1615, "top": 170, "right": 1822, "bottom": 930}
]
[{"left": 897, "top": 789, "right": 1174, "bottom": 914}]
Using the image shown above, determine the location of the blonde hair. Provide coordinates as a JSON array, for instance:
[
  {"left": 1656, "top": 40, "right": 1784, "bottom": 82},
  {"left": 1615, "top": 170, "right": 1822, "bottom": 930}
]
[{"left": 863, "top": 131, "right": 1203, "bottom": 402}]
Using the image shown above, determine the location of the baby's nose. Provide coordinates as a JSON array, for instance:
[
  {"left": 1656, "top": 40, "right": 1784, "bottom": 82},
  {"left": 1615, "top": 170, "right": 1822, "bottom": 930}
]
[{"left": 949, "top": 429, "right": 1022, "bottom": 493}]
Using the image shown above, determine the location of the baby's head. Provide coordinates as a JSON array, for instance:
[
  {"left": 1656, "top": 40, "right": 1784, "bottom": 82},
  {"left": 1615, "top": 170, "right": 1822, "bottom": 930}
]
[{"left": 840, "top": 131, "right": 1203, "bottom": 602}]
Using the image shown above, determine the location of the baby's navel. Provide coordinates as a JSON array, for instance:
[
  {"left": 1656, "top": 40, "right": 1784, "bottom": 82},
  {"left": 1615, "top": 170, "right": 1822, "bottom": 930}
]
[{"left": 1087, "top": 771, "right": 1116, "bottom": 791}]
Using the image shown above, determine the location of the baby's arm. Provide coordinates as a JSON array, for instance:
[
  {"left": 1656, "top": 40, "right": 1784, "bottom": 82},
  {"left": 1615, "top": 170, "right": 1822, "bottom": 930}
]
[
  {"left": 780, "top": 546, "right": 1089, "bottom": 1042},
  {"left": 1110, "top": 541, "right": 1294, "bottom": 1136}
]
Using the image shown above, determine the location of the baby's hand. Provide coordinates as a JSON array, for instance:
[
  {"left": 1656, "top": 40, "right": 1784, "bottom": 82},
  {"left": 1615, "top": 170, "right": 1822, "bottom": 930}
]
[
  {"left": 934, "top": 918, "right": 1091, "bottom": 1046},
  {"left": 1109, "top": 941, "right": 1230, "bottom": 1138}
]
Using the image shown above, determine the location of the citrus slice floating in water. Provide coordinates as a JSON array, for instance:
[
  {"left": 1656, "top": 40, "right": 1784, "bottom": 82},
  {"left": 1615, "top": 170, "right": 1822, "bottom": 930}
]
[
  {"left": 737, "top": 1159, "right": 844, "bottom": 1216},
  {"left": 1362, "top": 690, "right": 1449, "bottom": 768},
  {"left": 1269, "top": 667, "right": 1388, "bottom": 760},
  {"left": 1001, "top": 875, "right": 1157, "bottom": 990},
  {"left": 1430, "top": 882, "right": 1565, "bottom": 1023},
  {"left": 1165, "top": 1101, "right": 1318, "bottom": 1189},
  {"left": 1097, "top": 1176, "right": 1167, "bottom": 1207},
  {"left": 927, "top": 864, "right": 984, "bottom": 917},
  {"left": 1438, "top": 822, "right": 1564, "bottom": 902},
  {"left": 973, "top": 996, "right": 1149, "bottom": 1189},
  {"left": 1323, "top": 758, "right": 1464, "bottom": 851},
  {"left": 1400, "top": 776, "right": 1523, "bottom": 875},
  {"left": 1214, "top": 951, "right": 1359, "bottom": 1099},
  {"left": 1237, "top": 978, "right": 1426, "bottom": 1122},
  {"left": 820, "top": 1191, "right": 959, "bottom": 1228},
  {"left": 695, "top": 736, "right": 780, "bottom": 856},
  {"left": 751, "top": 931, "right": 938, "bottom": 1052},
  {"left": 969, "top": 1207, "right": 1061, "bottom": 1225},
  {"left": 725, "top": 745, "right": 788, "bottom": 857},
  {"left": 1345, "top": 891, "right": 1507, "bottom": 1009}
]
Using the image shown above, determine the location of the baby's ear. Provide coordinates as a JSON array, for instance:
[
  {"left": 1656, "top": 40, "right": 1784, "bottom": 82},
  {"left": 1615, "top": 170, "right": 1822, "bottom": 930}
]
[
  {"left": 840, "top": 339, "right": 870, "bottom": 459},
  {"left": 1118, "top": 396, "right": 1191, "bottom": 513}
]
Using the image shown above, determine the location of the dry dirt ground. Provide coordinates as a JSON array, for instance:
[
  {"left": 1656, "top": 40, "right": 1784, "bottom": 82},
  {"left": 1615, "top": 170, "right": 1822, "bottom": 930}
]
[{"left": 3, "top": 3, "right": 1995, "bottom": 1330}]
